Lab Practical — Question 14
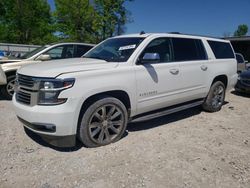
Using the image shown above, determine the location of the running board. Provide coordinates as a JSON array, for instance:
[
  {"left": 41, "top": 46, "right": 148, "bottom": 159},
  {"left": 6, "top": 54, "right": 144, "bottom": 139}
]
[{"left": 131, "top": 100, "right": 204, "bottom": 122}]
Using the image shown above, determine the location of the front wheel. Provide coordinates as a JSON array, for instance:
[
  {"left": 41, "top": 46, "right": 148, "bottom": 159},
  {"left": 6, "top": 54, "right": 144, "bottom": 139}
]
[
  {"left": 0, "top": 75, "right": 16, "bottom": 100},
  {"left": 202, "top": 81, "right": 225, "bottom": 112},
  {"left": 78, "top": 97, "right": 128, "bottom": 148}
]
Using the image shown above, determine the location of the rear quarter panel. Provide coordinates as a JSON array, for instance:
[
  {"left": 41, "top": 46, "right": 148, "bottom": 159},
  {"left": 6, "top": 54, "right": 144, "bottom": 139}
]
[{"left": 202, "top": 39, "right": 237, "bottom": 92}]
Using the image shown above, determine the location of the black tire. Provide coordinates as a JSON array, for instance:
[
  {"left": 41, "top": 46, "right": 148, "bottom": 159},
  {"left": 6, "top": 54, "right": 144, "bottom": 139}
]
[
  {"left": 0, "top": 74, "right": 16, "bottom": 100},
  {"left": 202, "top": 81, "right": 226, "bottom": 112},
  {"left": 78, "top": 96, "right": 128, "bottom": 148}
]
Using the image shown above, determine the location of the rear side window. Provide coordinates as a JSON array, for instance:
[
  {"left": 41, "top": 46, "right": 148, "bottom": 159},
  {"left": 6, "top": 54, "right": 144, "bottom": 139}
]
[
  {"left": 172, "top": 38, "right": 207, "bottom": 61},
  {"left": 75, "top": 45, "right": 93, "bottom": 57},
  {"left": 208, "top": 40, "right": 235, "bottom": 59}
]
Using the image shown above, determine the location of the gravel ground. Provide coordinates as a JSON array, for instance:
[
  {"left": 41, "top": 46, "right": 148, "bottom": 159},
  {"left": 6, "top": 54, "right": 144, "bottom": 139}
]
[{"left": 0, "top": 91, "right": 250, "bottom": 188}]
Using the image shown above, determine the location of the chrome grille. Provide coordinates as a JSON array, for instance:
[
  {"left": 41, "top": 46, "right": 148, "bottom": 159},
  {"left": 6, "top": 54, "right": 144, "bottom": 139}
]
[
  {"left": 15, "top": 74, "right": 39, "bottom": 106},
  {"left": 16, "top": 90, "right": 31, "bottom": 105},
  {"left": 17, "top": 74, "right": 35, "bottom": 87}
]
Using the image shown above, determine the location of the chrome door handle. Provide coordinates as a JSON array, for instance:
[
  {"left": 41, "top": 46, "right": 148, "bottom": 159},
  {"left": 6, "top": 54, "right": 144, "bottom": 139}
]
[
  {"left": 201, "top": 65, "right": 208, "bottom": 71},
  {"left": 170, "top": 69, "right": 179, "bottom": 75}
]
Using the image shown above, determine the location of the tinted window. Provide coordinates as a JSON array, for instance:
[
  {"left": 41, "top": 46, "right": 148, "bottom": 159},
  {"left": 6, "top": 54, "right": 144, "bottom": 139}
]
[
  {"left": 208, "top": 40, "right": 235, "bottom": 59},
  {"left": 140, "top": 38, "right": 173, "bottom": 62},
  {"left": 172, "top": 38, "right": 207, "bottom": 61},
  {"left": 45, "top": 45, "right": 74, "bottom": 60},
  {"left": 75, "top": 45, "right": 93, "bottom": 57}
]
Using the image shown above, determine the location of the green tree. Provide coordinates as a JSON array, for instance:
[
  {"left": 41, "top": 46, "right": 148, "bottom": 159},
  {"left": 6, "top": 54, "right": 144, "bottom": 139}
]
[
  {"left": 94, "top": 0, "right": 133, "bottom": 41},
  {"left": 54, "top": 0, "right": 98, "bottom": 43},
  {"left": 234, "top": 24, "right": 248, "bottom": 37},
  {"left": 0, "top": 0, "right": 57, "bottom": 44}
]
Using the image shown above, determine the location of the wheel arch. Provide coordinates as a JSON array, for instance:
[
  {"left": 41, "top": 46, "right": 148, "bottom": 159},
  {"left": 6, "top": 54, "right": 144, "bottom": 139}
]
[
  {"left": 212, "top": 75, "right": 228, "bottom": 89},
  {"left": 5, "top": 70, "right": 17, "bottom": 77},
  {"left": 76, "top": 90, "right": 131, "bottom": 135}
]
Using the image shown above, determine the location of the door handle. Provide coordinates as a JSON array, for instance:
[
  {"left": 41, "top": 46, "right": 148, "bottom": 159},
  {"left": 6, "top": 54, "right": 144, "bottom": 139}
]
[
  {"left": 170, "top": 69, "right": 179, "bottom": 75},
  {"left": 201, "top": 65, "right": 208, "bottom": 71}
]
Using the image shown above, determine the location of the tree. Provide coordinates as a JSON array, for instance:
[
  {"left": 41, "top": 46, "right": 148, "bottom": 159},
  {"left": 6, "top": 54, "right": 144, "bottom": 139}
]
[
  {"left": 54, "top": 0, "right": 98, "bottom": 43},
  {"left": 0, "top": 0, "right": 57, "bottom": 44},
  {"left": 94, "top": 0, "right": 133, "bottom": 41},
  {"left": 234, "top": 24, "right": 248, "bottom": 37}
]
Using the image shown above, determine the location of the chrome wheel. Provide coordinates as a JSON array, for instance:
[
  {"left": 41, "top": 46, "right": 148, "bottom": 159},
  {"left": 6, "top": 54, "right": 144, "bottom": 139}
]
[
  {"left": 6, "top": 78, "right": 15, "bottom": 96},
  {"left": 211, "top": 85, "right": 224, "bottom": 109},
  {"left": 88, "top": 104, "right": 125, "bottom": 144}
]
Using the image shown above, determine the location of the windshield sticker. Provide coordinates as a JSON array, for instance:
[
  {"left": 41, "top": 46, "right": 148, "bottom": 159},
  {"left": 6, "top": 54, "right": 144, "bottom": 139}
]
[{"left": 119, "top": 44, "right": 136, "bottom": 51}]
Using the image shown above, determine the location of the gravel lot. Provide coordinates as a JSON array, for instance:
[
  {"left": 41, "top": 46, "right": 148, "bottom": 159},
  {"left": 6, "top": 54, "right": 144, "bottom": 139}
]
[{"left": 0, "top": 91, "right": 250, "bottom": 188}]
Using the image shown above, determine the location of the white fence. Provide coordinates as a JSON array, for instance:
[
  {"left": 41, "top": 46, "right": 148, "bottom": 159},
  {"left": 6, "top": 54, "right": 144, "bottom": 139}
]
[{"left": 0, "top": 43, "right": 41, "bottom": 56}]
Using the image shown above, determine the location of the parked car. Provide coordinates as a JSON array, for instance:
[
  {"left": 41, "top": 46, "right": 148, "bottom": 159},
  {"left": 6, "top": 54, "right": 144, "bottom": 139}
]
[
  {"left": 0, "top": 42, "right": 95, "bottom": 99},
  {"left": 235, "top": 70, "right": 250, "bottom": 93},
  {"left": 235, "top": 53, "right": 247, "bottom": 73},
  {"left": 246, "top": 63, "right": 250, "bottom": 70},
  {"left": 13, "top": 33, "right": 237, "bottom": 148}
]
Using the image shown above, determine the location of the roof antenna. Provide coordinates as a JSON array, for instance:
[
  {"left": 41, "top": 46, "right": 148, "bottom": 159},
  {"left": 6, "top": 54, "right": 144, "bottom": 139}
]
[{"left": 140, "top": 31, "right": 145, "bottom": 35}]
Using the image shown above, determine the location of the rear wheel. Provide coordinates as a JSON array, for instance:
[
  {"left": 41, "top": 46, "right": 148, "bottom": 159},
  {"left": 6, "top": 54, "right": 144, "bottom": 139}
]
[
  {"left": 78, "top": 97, "right": 128, "bottom": 148},
  {"left": 202, "top": 81, "right": 225, "bottom": 112},
  {"left": 0, "top": 75, "right": 16, "bottom": 100}
]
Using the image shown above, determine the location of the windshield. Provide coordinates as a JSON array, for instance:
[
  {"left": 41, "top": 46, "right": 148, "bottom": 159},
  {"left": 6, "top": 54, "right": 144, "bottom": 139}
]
[
  {"left": 21, "top": 46, "right": 47, "bottom": 59},
  {"left": 84, "top": 37, "right": 145, "bottom": 62}
]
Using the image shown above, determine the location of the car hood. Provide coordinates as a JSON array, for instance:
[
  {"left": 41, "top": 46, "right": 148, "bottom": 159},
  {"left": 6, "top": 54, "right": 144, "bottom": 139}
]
[
  {"left": 18, "top": 58, "right": 119, "bottom": 77},
  {"left": 240, "top": 70, "right": 250, "bottom": 79},
  {"left": 0, "top": 59, "right": 22, "bottom": 64}
]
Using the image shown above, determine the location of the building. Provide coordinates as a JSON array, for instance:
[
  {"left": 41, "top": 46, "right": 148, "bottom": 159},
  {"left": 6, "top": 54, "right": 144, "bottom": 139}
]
[{"left": 224, "top": 36, "right": 250, "bottom": 62}]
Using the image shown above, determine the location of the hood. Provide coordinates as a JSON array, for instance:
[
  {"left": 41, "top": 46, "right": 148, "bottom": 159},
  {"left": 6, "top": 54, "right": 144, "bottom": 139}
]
[
  {"left": 0, "top": 59, "right": 22, "bottom": 64},
  {"left": 17, "top": 58, "right": 119, "bottom": 78},
  {"left": 240, "top": 70, "right": 250, "bottom": 79}
]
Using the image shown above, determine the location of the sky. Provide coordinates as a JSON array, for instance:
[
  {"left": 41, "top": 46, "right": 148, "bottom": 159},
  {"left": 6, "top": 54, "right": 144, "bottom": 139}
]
[{"left": 47, "top": 0, "right": 250, "bottom": 37}]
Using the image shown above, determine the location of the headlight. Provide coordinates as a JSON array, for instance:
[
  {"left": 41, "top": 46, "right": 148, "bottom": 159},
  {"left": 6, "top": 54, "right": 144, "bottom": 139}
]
[{"left": 38, "top": 78, "right": 75, "bottom": 105}]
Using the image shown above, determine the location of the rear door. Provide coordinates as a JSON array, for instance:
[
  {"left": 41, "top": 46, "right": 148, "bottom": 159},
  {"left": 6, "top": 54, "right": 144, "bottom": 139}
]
[{"left": 171, "top": 37, "right": 208, "bottom": 100}]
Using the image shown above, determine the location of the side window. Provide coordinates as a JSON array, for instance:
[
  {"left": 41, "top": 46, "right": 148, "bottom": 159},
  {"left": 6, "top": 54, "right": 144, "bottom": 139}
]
[
  {"left": 172, "top": 38, "right": 207, "bottom": 61},
  {"left": 45, "top": 45, "right": 74, "bottom": 60},
  {"left": 208, "top": 40, "right": 235, "bottom": 59},
  {"left": 75, "top": 45, "right": 93, "bottom": 57},
  {"left": 140, "top": 38, "right": 173, "bottom": 63}
]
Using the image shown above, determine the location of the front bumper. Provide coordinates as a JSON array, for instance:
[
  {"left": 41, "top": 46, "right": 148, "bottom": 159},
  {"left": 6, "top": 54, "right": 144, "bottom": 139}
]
[
  {"left": 235, "top": 80, "right": 250, "bottom": 93},
  {"left": 13, "top": 94, "right": 81, "bottom": 147}
]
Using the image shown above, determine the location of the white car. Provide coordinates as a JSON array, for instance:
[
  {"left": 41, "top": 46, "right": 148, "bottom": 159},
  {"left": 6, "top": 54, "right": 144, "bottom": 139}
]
[
  {"left": 13, "top": 33, "right": 237, "bottom": 148},
  {"left": 0, "top": 42, "right": 94, "bottom": 99}
]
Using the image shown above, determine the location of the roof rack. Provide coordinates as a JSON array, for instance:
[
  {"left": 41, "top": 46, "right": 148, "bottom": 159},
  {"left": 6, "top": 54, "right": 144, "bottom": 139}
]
[
  {"left": 168, "top": 32, "right": 181, "bottom": 34},
  {"left": 140, "top": 31, "right": 146, "bottom": 35}
]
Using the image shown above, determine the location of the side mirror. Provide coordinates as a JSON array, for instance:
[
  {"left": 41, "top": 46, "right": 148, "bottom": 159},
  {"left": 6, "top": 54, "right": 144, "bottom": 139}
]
[
  {"left": 236, "top": 54, "right": 245, "bottom": 64},
  {"left": 140, "top": 53, "right": 160, "bottom": 64},
  {"left": 37, "top": 54, "right": 51, "bottom": 61}
]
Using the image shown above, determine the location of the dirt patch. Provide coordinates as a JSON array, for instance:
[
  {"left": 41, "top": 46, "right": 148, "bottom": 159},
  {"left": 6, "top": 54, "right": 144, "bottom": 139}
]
[{"left": 0, "top": 91, "right": 250, "bottom": 188}]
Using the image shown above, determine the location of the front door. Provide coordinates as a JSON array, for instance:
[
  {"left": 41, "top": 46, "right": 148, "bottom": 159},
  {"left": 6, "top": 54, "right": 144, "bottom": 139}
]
[{"left": 135, "top": 38, "right": 183, "bottom": 114}]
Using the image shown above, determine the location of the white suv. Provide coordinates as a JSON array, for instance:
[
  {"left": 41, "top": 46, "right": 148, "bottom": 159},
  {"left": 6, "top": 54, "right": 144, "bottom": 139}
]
[
  {"left": 13, "top": 33, "right": 237, "bottom": 148},
  {"left": 0, "top": 42, "right": 94, "bottom": 99}
]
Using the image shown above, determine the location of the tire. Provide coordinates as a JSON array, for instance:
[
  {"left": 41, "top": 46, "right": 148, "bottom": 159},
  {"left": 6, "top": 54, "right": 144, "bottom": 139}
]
[
  {"left": 78, "top": 96, "right": 128, "bottom": 148},
  {"left": 0, "top": 74, "right": 16, "bottom": 100},
  {"left": 202, "top": 81, "right": 225, "bottom": 112}
]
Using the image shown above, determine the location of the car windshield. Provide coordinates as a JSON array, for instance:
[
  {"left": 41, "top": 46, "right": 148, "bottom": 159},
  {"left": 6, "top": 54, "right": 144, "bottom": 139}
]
[
  {"left": 21, "top": 46, "right": 47, "bottom": 59},
  {"left": 84, "top": 37, "right": 145, "bottom": 62}
]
